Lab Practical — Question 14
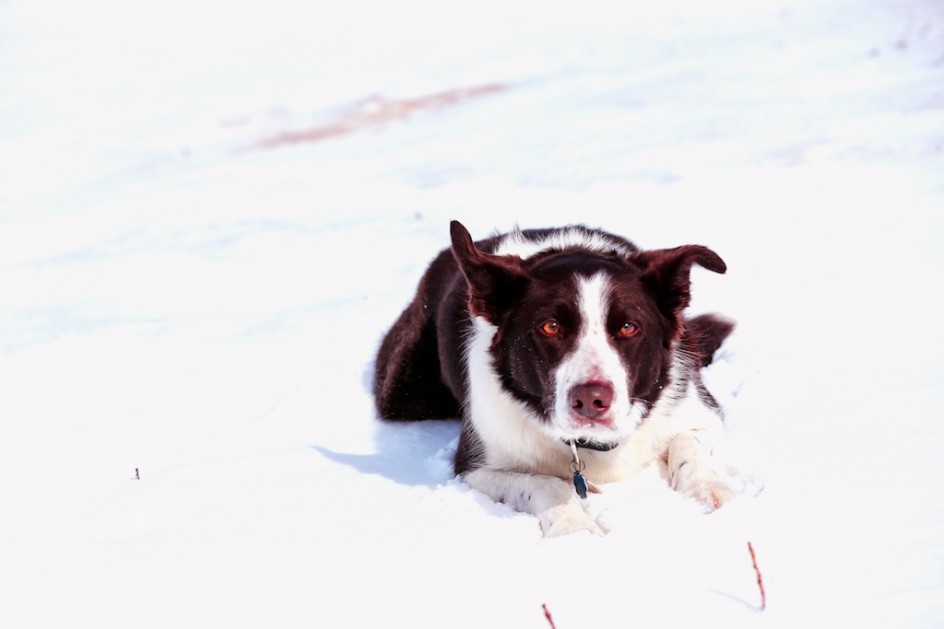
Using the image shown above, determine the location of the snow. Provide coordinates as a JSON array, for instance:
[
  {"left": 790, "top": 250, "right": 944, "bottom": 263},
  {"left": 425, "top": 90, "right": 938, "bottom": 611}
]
[{"left": 1, "top": 0, "right": 943, "bottom": 626}]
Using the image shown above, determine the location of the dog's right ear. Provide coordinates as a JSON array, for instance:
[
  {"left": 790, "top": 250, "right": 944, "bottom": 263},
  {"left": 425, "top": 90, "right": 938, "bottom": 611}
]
[{"left": 450, "top": 221, "right": 529, "bottom": 323}]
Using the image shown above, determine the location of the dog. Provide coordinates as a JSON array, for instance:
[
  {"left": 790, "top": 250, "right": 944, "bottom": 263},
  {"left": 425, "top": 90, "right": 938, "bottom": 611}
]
[{"left": 374, "top": 221, "right": 738, "bottom": 536}]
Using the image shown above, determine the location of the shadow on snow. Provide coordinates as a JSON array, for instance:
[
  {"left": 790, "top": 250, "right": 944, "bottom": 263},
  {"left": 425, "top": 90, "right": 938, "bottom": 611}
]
[{"left": 312, "top": 419, "right": 460, "bottom": 488}]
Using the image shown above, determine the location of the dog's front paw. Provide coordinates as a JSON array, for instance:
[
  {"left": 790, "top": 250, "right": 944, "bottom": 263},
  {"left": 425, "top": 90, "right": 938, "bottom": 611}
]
[
  {"left": 683, "top": 477, "right": 737, "bottom": 512},
  {"left": 539, "top": 504, "right": 606, "bottom": 537}
]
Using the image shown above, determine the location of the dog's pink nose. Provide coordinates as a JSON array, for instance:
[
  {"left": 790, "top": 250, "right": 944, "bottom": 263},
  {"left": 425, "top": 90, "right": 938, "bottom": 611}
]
[{"left": 569, "top": 381, "right": 614, "bottom": 420}]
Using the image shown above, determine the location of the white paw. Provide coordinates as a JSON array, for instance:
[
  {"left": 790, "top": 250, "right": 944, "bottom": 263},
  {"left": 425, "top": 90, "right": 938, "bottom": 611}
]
[
  {"left": 683, "top": 477, "right": 737, "bottom": 512},
  {"left": 540, "top": 504, "right": 606, "bottom": 537}
]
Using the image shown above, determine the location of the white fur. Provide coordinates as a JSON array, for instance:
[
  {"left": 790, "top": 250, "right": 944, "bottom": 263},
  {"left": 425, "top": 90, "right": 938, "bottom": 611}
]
[
  {"left": 464, "top": 317, "right": 568, "bottom": 473},
  {"left": 463, "top": 468, "right": 605, "bottom": 537},
  {"left": 493, "top": 226, "right": 634, "bottom": 259}
]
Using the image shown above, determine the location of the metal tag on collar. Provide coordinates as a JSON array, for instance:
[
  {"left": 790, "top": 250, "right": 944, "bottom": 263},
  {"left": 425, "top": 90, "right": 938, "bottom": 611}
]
[
  {"left": 572, "top": 465, "right": 588, "bottom": 499},
  {"left": 569, "top": 440, "right": 588, "bottom": 499}
]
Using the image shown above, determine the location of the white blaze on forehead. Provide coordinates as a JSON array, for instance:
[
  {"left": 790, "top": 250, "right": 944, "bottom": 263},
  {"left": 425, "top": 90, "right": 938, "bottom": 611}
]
[
  {"left": 551, "top": 273, "right": 633, "bottom": 436},
  {"left": 575, "top": 273, "right": 612, "bottom": 368}
]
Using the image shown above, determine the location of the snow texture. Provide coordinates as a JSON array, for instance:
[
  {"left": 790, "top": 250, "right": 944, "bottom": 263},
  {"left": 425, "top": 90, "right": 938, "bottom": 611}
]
[{"left": 1, "top": 0, "right": 943, "bottom": 627}]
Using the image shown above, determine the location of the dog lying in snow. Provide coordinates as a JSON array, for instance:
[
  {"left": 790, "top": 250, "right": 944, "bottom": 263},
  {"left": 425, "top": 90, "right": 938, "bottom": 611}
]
[{"left": 374, "top": 221, "right": 737, "bottom": 536}]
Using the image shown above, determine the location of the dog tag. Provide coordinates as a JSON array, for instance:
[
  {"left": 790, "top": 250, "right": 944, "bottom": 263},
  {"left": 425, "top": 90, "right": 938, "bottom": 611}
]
[
  {"left": 572, "top": 470, "right": 588, "bottom": 499},
  {"left": 569, "top": 439, "right": 589, "bottom": 499}
]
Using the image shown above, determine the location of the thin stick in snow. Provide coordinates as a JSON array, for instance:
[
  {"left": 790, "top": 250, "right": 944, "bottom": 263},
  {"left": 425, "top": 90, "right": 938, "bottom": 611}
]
[
  {"left": 747, "top": 541, "right": 767, "bottom": 611},
  {"left": 542, "top": 603, "right": 557, "bottom": 629}
]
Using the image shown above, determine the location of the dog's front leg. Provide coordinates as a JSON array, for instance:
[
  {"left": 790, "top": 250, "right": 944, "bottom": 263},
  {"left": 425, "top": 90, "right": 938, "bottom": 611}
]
[
  {"left": 463, "top": 468, "right": 604, "bottom": 537},
  {"left": 667, "top": 429, "right": 736, "bottom": 511}
]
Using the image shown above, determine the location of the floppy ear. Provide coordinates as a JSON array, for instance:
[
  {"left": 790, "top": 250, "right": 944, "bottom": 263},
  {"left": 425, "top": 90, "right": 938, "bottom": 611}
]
[
  {"left": 633, "top": 245, "right": 726, "bottom": 341},
  {"left": 450, "top": 221, "right": 529, "bottom": 323}
]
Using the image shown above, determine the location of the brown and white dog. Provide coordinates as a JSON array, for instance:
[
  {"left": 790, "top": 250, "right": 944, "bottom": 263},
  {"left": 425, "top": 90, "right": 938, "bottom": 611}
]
[{"left": 374, "top": 221, "right": 738, "bottom": 536}]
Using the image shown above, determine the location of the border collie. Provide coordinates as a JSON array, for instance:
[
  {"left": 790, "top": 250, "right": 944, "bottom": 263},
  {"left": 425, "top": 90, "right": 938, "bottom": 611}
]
[{"left": 374, "top": 221, "right": 737, "bottom": 536}]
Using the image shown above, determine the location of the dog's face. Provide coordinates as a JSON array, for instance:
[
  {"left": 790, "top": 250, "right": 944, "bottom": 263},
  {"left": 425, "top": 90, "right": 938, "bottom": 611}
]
[
  {"left": 491, "top": 256, "right": 670, "bottom": 447},
  {"left": 451, "top": 222, "right": 725, "bottom": 448}
]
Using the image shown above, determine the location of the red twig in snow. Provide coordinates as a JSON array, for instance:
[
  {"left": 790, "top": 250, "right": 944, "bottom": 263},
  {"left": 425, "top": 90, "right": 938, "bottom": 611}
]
[
  {"left": 542, "top": 603, "right": 557, "bottom": 629},
  {"left": 747, "top": 541, "right": 766, "bottom": 611}
]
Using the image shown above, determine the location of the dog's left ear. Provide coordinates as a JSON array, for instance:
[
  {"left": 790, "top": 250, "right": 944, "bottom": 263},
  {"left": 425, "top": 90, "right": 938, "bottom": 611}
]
[
  {"left": 633, "top": 245, "right": 726, "bottom": 341},
  {"left": 450, "top": 220, "right": 529, "bottom": 323}
]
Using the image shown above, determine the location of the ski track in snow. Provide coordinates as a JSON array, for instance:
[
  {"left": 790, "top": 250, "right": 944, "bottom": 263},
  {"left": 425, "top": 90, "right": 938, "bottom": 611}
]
[{"left": 1, "top": 0, "right": 943, "bottom": 627}]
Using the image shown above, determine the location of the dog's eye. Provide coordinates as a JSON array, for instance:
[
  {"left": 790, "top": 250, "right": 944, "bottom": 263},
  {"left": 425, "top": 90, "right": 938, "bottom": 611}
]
[
  {"left": 540, "top": 319, "right": 562, "bottom": 337},
  {"left": 618, "top": 322, "right": 640, "bottom": 337}
]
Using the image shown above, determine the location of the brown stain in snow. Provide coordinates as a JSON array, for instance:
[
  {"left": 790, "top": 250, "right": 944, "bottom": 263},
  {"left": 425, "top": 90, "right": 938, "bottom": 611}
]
[{"left": 254, "top": 83, "right": 507, "bottom": 149}]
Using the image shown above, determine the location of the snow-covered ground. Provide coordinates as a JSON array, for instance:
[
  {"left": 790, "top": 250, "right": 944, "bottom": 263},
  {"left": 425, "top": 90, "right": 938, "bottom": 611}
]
[{"left": 2, "top": 0, "right": 943, "bottom": 626}]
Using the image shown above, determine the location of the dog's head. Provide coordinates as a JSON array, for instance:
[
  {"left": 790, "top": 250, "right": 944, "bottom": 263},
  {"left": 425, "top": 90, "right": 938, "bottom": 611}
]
[{"left": 450, "top": 220, "right": 726, "bottom": 449}]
